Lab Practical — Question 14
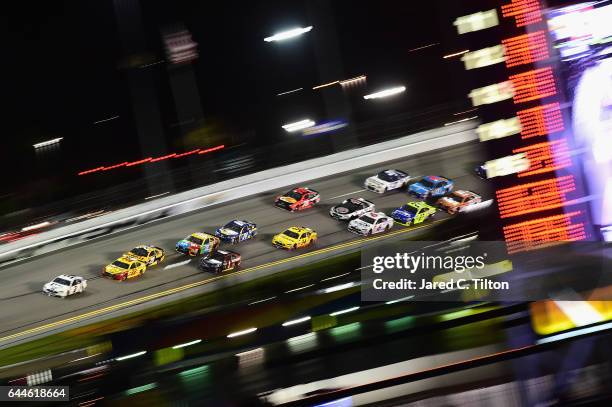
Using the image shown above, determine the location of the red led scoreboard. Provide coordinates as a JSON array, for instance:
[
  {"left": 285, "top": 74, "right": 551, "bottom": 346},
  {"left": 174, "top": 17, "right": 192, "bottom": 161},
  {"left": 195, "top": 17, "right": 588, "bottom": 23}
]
[{"left": 454, "top": 0, "right": 597, "bottom": 253}]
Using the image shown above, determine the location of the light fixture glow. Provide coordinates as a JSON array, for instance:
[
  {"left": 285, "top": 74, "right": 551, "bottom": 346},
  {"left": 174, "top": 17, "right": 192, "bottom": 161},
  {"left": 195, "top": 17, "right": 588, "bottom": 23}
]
[
  {"left": 264, "top": 26, "right": 313, "bottom": 42},
  {"left": 172, "top": 339, "right": 202, "bottom": 349},
  {"left": 115, "top": 351, "right": 147, "bottom": 361},
  {"left": 21, "top": 222, "right": 51, "bottom": 232},
  {"left": 323, "top": 282, "right": 355, "bottom": 293},
  {"left": 363, "top": 86, "right": 406, "bottom": 100},
  {"left": 33, "top": 138, "right": 63, "bottom": 149},
  {"left": 227, "top": 327, "right": 257, "bottom": 338},
  {"left": 282, "top": 119, "right": 315, "bottom": 132},
  {"left": 282, "top": 316, "right": 311, "bottom": 327},
  {"left": 330, "top": 306, "right": 360, "bottom": 317}
]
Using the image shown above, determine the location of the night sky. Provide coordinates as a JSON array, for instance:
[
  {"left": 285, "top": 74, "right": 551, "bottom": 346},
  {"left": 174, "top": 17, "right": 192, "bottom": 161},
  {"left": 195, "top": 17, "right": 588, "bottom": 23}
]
[{"left": 2, "top": 0, "right": 466, "bottom": 213}]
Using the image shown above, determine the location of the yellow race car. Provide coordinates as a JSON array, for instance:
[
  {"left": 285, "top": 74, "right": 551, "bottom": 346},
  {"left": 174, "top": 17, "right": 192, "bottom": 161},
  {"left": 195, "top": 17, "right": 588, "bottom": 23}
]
[
  {"left": 103, "top": 256, "right": 147, "bottom": 281},
  {"left": 126, "top": 245, "right": 165, "bottom": 266},
  {"left": 272, "top": 226, "right": 317, "bottom": 250}
]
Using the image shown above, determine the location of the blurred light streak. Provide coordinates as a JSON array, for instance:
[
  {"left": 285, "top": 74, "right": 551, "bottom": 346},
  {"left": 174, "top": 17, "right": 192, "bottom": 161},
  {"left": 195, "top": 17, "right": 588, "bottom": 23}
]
[
  {"left": 198, "top": 145, "right": 225, "bottom": 154},
  {"left": 21, "top": 222, "right": 51, "bottom": 232},
  {"left": 145, "top": 192, "right": 170, "bottom": 200},
  {"left": 340, "top": 75, "right": 366, "bottom": 86},
  {"left": 453, "top": 108, "right": 478, "bottom": 116},
  {"left": 79, "top": 397, "right": 104, "bottom": 407},
  {"left": 320, "top": 272, "right": 350, "bottom": 282},
  {"left": 264, "top": 26, "right": 313, "bottom": 42},
  {"left": 115, "top": 351, "right": 146, "bottom": 361},
  {"left": 284, "top": 284, "right": 315, "bottom": 293},
  {"left": 126, "top": 157, "right": 152, "bottom": 167},
  {"left": 124, "top": 383, "right": 157, "bottom": 396},
  {"left": 363, "top": 86, "right": 406, "bottom": 99},
  {"left": 443, "top": 49, "right": 469, "bottom": 58},
  {"left": 179, "top": 365, "right": 209, "bottom": 376},
  {"left": 236, "top": 347, "right": 264, "bottom": 357},
  {"left": 248, "top": 296, "right": 276, "bottom": 305},
  {"left": 277, "top": 88, "right": 303, "bottom": 96},
  {"left": 287, "top": 332, "right": 318, "bottom": 352},
  {"left": 536, "top": 321, "right": 612, "bottom": 344},
  {"left": 385, "top": 295, "right": 415, "bottom": 305},
  {"left": 139, "top": 60, "right": 164, "bottom": 69},
  {"left": 444, "top": 116, "right": 478, "bottom": 126},
  {"left": 553, "top": 299, "right": 603, "bottom": 326},
  {"left": 93, "top": 116, "right": 119, "bottom": 124},
  {"left": 227, "top": 327, "right": 257, "bottom": 338},
  {"left": 302, "top": 120, "right": 348, "bottom": 136},
  {"left": 323, "top": 282, "right": 355, "bottom": 293},
  {"left": 65, "top": 210, "right": 107, "bottom": 222},
  {"left": 407, "top": 43, "right": 439, "bottom": 52},
  {"left": 77, "top": 146, "right": 224, "bottom": 175},
  {"left": 172, "top": 339, "right": 202, "bottom": 349},
  {"left": 69, "top": 353, "right": 101, "bottom": 364},
  {"left": 78, "top": 372, "right": 105, "bottom": 382},
  {"left": 282, "top": 119, "right": 316, "bottom": 132},
  {"left": 282, "top": 316, "right": 311, "bottom": 327},
  {"left": 33, "top": 137, "right": 63, "bottom": 149},
  {"left": 313, "top": 80, "right": 339, "bottom": 90},
  {"left": 330, "top": 306, "right": 359, "bottom": 316}
]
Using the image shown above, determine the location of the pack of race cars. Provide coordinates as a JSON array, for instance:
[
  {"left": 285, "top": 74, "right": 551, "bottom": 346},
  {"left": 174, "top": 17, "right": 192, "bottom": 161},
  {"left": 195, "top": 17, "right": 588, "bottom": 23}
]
[{"left": 43, "top": 170, "right": 484, "bottom": 297}]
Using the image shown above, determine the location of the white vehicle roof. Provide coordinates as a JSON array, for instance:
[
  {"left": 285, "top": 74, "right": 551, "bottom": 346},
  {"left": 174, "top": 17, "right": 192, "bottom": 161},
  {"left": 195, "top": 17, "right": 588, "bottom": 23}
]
[{"left": 52, "top": 275, "right": 84, "bottom": 282}]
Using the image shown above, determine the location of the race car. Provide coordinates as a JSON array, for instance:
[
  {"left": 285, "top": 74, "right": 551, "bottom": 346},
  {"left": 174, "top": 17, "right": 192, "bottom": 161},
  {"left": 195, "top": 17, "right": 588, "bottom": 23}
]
[
  {"left": 348, "top": 211, "right": 394, "bottom": 236},
  {"left": 274, "top": 187, "right": 320, "bottom": 211},
  {"left": 103, "top": 256, "right": 147, "bottom": 281},
  {"left": 199, "top": 249, "right": 241, "bottom": 273},
  {"left": 126, "top": 245, "right": 165, "bottom": 266},
  {"left": 43, "top": 275, "right": 87, "bottom": 298},
  {"left": 272, "top": 226, "right": 317, "bottom": 249},
  {"left": 409, "top": 175, "right": 454, "bottom": 199},
  {"left": 437, "top": 190, "right": 482, "bottom": 214},
  {"left": 329, "top": 197, "right": 375, "bottom": 221},
  {"left": 176, "top": 232, "right": 220, "bottom": 256},
  {"left": 390, "top": 201, "right": 437, "bottom": 225},
  {"left": 364, "top": 169, "right": 410, "bottom": 193},
  {"left": 215, "top": 220, "right": 257, "bottom": 243}
]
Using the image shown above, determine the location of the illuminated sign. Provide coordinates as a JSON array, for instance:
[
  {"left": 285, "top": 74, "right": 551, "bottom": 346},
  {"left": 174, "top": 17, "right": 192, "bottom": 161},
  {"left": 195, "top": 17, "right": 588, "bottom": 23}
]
[
  {"left": 501, "top": 0, "right": 543, "bottom": 27},
  {"left": 513, "top": 139, "right": 572, "bottom": 177},
  {"left": 517, "top": 102, "right": 564, "bottom": 139},
  {"left": 469, "top": 81, "right": 514, "bottom": 106},
  {"left": 502, "top": 30, "right": 549, "bottom": 68},
  {"left": 509, "top": 67, "right": 557, "bottom": 104},
  {"left": 462, "top": 45, "right": 506, "bottom": 70},
  {"left": 454, "top": 10, "right": 500, "bottom": 34},
  {"left": 477, "top": 117, "right": 522, "bottom": 141},
  {"left": 497, "top": 175, "right": 576, "bottom": 218},
  {"left": 485, "top": 153, "right": 530, "bottom": 178},
  {"left": 503, "top": 212, "right": 587, "bottom": 254}
]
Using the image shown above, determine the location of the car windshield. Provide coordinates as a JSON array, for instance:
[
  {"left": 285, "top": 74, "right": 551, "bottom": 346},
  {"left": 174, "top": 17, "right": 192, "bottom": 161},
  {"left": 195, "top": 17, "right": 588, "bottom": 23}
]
[
  {"left": 341, "top": 199, "right": 362, "bottom": 211},
  {"left": 112, "top": 260, "right": 130, "bottom": 269},
  {"left": 360, "top": 215, "right": 376, "bottom": 224},
  {"left": 209, "top": 252, "right": 226, "bottom": 261},
  {"left": 187, "top": 236, "right": 203, "bottom": 245},
  {"left": 283, "top": 230, "right": 300, "bottom": 239},
  {"left": 52, "top": 277, "right": 71, "bottom": 286},
  {"left": 224, "top": 221, "right": 243, "bottom": 233},
  {"left": 420, "top": 179, "right": 436, "bottom": 188},
  {"left": 377, "top": 171, "right": 398, "bottom": 182},
  {"left": 130, "top": 247, "right": 148, "bottom": 257},
  {"left": 400, "top": 205, "right": 418, "bottom": 215},
  {"left": 285, "top": 190, "right": 303, "bottom": 200}
]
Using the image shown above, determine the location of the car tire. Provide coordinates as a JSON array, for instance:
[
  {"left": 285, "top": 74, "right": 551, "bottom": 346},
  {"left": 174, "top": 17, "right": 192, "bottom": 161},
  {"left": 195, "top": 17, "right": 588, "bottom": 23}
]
[
  {"left": 367, "top": 230, "right": 372, "bottom": 236},
  {"left": 385, "top": 225, "right": 390, "bottom": 232},
  {"left": 383, "top": 187, "right": 387, "bottom": 193},
  {"left": 292, "top": 244, "right": 297, "bottom": 250},
  {"left": 122, "top": 274, "right": 128, "bottom": 281}
]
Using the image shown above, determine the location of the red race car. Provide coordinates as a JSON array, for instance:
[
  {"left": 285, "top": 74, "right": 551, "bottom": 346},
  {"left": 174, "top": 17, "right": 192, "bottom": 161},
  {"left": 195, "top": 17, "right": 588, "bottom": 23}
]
[{"left": 274, "top": 187, "right": 320, "bottom": 211}]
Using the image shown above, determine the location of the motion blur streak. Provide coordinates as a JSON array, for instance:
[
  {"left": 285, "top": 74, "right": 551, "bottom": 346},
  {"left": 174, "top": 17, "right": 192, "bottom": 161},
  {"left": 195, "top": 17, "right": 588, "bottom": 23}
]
[
  {"left": 363, "top": 86, "right": 406, "bottom": 99},
  {"left": 32, "top": 137, "right": 63, "bottom": 149},
  {"left": 264, "top": 26, "right": 313, "bottom": 42}
]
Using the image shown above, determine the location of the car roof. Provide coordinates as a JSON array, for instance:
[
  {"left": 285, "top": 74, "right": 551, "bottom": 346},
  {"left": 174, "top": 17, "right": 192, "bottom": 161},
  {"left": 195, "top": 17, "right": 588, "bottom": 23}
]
[
  {"left": 132, "top": 245, "right": 153, "bottom": 251},
  {"left": 363, "top": 211, "right": 385, "bottom": 218},
  {"left": 424, "top": 175, "right": 448, "bottom": 182},
  {"left": 287, "top": 226, "right": 312, "bottom": 233},
  {"left": 190, "top": 232, "right": 214, "bottom": 239},
  {"left": 56, "top": 274, "right": 80, "bottom": 281},
  {"left": 117, "top": 255, "right": 139, "bottom": 264},
  {"left": 229, "top": 220, "right": 246, "bottom": 226},
  {"left": 216, "top": 249, "right": 239, "bottom": 256},
  {"left": 452, "top": 190, "right": 478, "bottom": 198},
  {"left": 405, "top": 201, "right": 432, "bottom": 209}
]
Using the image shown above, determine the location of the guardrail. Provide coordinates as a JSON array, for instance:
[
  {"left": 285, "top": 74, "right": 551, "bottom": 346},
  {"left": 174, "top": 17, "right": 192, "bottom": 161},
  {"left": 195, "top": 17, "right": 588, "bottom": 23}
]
[{"left": 0, "top": 122, "right": 478, "bottom": 267}]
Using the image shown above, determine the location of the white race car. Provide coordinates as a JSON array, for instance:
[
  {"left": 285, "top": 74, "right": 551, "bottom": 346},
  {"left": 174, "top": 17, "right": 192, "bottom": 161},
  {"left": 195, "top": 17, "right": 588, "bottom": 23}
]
[
  {"left": 43, "top": 275, "right": 87, "bottom": 298},
  {"left": 364, "top": 169, "right": 410, "bottom": 193},
  {"left": 348, "top": 211, "right": 394, "bottom": 236}
]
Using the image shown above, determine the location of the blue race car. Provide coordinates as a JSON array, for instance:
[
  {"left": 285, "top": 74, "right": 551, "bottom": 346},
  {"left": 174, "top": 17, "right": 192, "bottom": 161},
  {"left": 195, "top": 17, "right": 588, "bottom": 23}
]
[
  {"left": 409, "top": 175, "right": 454, "bottom": 199},
  {"left": 215, "top": 220, "right": 257, "bottom": 244}
]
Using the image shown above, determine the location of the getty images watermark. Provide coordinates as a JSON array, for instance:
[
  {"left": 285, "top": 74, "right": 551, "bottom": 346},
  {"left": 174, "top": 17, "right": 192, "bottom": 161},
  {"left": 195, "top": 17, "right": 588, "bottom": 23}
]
[{"left": 361, "top": 241, "right": 609, "bottom": 302}]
